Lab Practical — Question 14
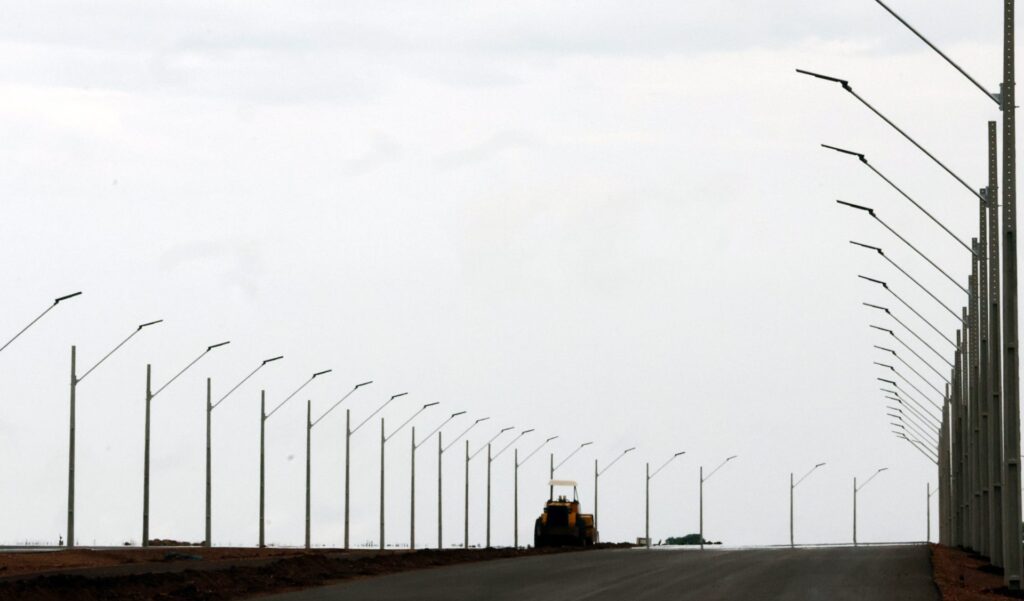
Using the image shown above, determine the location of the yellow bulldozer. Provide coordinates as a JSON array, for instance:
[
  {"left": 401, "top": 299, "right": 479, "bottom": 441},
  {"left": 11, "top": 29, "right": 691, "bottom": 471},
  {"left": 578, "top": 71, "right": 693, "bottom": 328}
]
[{"left": 534, "top": 480, "right": 596, "bottom": 547}]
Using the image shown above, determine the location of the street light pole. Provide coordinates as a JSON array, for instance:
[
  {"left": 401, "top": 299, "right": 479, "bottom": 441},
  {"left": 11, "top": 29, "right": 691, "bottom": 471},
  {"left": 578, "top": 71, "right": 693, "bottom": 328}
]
[
  {"left": 790, "top": 462, "right": 825, "bottom": 548},
  {"left": 515, "top": 435, "right": 558, "bottom": 548},
  {"left": 346, "top": 391, "right": 406, "bottom": 549},
  {"left": 550, "top": 442, "right": 593, "bottom": 499},
  {"left": 700, "top": 456, "right": 737, "bottom": 550},
  {"left": 304, "top": 381, "right": 372, "bottom": 549},
  {"left": 595, "top": 447, "right": 636, "bottom": 538},
  {"left": 466, "top": 426, "right": 512, "bottom": 549},
  {"left": 143, "top": 340, "right": 230, "bottom": 547},
  {"left": 381, "top": 401, "right": 437, "bottom": 550},
  {"left": 438, "top": 417, "right": 487, "bottom": 550},
  {"left": 259, "top": 369, "right": 332, "bottom": 548},
  {"left": 409, "top": 411, "right": 465, "bottom": 550},
  {"left": 645, "top": 452, "right": 685, "bottom": 549},
  {"left": 487, "top": 429, "right": 531, "bottom": 547},
  {"left": 207, "top": 355, "right": 283, "bottom": 547},
  {"left": 67, "top": 319, "right": 162, "bottom": 548},
  {"left": 853, "top": 468, "right": 888, "bottom": 546}
]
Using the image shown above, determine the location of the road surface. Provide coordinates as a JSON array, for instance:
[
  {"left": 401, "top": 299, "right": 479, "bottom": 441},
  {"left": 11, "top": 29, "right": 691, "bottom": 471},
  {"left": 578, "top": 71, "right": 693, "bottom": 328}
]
[{"left": 256, "top": 544, "right": 937, "bottom": 601}]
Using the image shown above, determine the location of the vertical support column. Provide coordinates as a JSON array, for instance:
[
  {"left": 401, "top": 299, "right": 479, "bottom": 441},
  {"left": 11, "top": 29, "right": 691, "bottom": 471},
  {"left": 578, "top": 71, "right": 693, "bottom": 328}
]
[
  {"left": 410, "top": 427, "right": 416, "bottom": 550},
  {"left": 379, "top": 418, "right": 385, "bottom": 551},
  {"left": 514, "top": 449, "right": 519, "bottom": 548},
  {"left": 344, "top": 409, "right": 351, "bottom": 550},
  {"left": 980, "top": 184, "right": 993, "bottom": 559},
  {"left": 594, "top": 460, "right": 599, "bottom": 535},
  {"left": 1001, "top": 0, "right": 1023, "bottom": 587},
  {"left": 645, "top": 463, "right": 650, "bottom": 549},
  {"left": 699, "top": 467, "right": 704, "bottom": 550},
  {"left": 438, "top": 433, "right": 443, "bottom": 550},
  {"left": 989, "top": 120, "right": 1005, "bottom": 567},
  {"left": 549, "top": 453, "right": 554, "bottom": 500},
  {"left": 853, "top": 477, "right": 858, "bottom": 546},
  {"left": 789, "top": 473, "right": 794, "bottom": 548},
  {"left": 486, "top": 444, "right": 492, "bottom": 548},
  {"left": 67, "top": 346, "right": 76, "bottom": 548},
  {"left": 143, "top": 364, "right": 152, "bottom": 548},
  {"left": 205, "top": 378, "right": 212, "bottom": 547},
  {"left": 464, "top": 440, "right": 469, "bottom": 549},
  {"left": 305, "top": 400, "right": 311, "bottom": 550},
  {"left": 259, "top": 391, "right": 266, "bottom": 548},
  {"left": 969, "top": 257, "right": 981, "bottom": 553}
]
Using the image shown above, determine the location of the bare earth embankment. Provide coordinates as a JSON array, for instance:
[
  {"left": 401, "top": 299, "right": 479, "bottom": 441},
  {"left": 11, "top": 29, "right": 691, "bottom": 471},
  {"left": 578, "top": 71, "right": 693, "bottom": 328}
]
[{"left": 933, "top": 544, "right": 1024, "bottom": 600}]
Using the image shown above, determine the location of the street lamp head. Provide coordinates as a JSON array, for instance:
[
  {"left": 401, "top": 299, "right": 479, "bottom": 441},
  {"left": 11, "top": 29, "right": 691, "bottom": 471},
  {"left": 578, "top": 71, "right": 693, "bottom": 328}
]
[
  {"left": 475, "top": 417, "right": 490, "bottom": 424},
  {"left": 878, "top": 378, "right": 898, "bottom": 386},
  {"left": 207, "top": 341, "right": 231, "bottom": 351},
  {"left": 312, "top": 369, "right": 331, "bottom": 378},
  {"left": 795, "top": 68, "right": 851, "bottom": 89},
  {"left": 873, "top": 345, "right": 897, "bottom": 355},
  {"left": 423, "top": 402, "right": 440, "bottom": 409},
  {"left": 500, "top": 426, "right": 514, "bottom": 433},
  {"left": 858, "top": 275, "right": 888, "bottom": 288},
  {"left": 850, "top": 240, "right": 884, "bottom": 254},
  {"left": 674, "top": 451, "right": 686, "bottom": 457},
  {"left": 815, "top": 462, "right": 826, "bottom": 468},
  {"left": 863, "top": 302, "right": 891, "bottom": 314},
  {"left": 355, "top": 380, "right": 373, "bottom": 388},
  {"left": 580, "top": 442, "right": 593, "bottom": 448},
  {"left": 726, "top": 455, "right": 738, "bottom": 461},
  {"left": 877, "top": 467, "right": 889, "bottom": 473},
  {"left": 138, "top": 319, "right": 164, "bottom": 330},
  {"left": 546, "top": 436, "right": 559, "bottom": 443},
  {"left": 54, "top": 291, "right": 83, "bottom": 305},
  {"left": 869, "top": 325, "right": 895, "bottom": 335},
  {"left": 625, "top": 447, "right": 637, "bottom": 453},
  {"left": 522, "top": 429, "right": 535, "bottom": 435},
  {"left": 836, "top": 200, "right": 876, "bottom": 216},
  {"left": 391, "top": 392, "right": 408, "bottom": 400},
  {"left": 262, "top": 355, "right": 284, "bottom": 365},
  {"left": 873, "top": 362, "right": 895, "bottom": 371},
  {"left": 821, "top": 143, "right": 866, "bottom": 162},
  {"left": 451, "top": 411, "right": 467, "bottom": 417}
]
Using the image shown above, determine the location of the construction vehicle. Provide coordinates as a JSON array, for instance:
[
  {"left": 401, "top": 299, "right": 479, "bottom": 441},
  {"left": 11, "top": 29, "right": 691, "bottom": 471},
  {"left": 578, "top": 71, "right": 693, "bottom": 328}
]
[{"left": 534, "top": 480, "right": 596, "bottom": 547}]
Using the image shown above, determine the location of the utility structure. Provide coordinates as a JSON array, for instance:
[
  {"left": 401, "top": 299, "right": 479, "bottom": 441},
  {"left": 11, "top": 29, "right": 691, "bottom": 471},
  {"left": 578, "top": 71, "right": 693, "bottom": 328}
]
[
  {"left": 929, "top": 482, "right": 939, "bottom": 542},
  {"left": 66, "top": 318, "right": 162, "bottom": 548},
  {"left": 143, "top": 340, "right": 230, "bottom": 547},
  {"left": 304, "top": 380, "right": 372, "bottom": 549},
  {"left": 699, "top": 456, "right": 737, "bottom": 550},
  {"left": 436, "top": 416, "right": 488, "bottom": 549},
  {"left": 549, "top": 442, "right": 593, "bottom": 499},
  {"left": 0, "top": 291, "right": 81, "bottom": 355},
  {"left": 380, "top": 401, "right": 438, "bottom": 550},
  {"left": 258, "top": 369, "right": 331, "bottom": 547},
  {"left": 409, "top": 410, "right": 465, "bottom": 550},
  {"left": 205, "top": 355, "right": 282, "bottom": 547},
  {"left": 344, "top": 391, "right": 406, "bottom": 549},
  {"left": 465, "top": 426, "right": 513, "bottom": 549},
  {"left": 645, "top": 452, "right": 685, "bottom": 549},
  {"left": 486, "top": 429, "right": 531, "bottom": 547},
  {"left": 853, "top": 468, "right": 887, "bottom": 546},
  {"left": 514, "top": 435, "right": 558, "bottom": 548},
  {"left": 594, "top": 447, "right": 636, "bottom": 536},
  {"left": 789, "top": 462, "right": 825, "bottom": 548}
]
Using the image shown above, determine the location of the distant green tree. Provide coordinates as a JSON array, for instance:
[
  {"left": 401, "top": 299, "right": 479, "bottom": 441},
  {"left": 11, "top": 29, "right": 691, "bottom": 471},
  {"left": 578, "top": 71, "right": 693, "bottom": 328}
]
[{"left": 666, "top": 533, "right": 705, "bottom": 545}]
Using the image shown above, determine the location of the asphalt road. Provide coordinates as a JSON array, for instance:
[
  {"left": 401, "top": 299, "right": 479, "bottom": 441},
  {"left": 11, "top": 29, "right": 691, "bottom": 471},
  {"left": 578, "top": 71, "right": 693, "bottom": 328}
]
[{"left": 257, "top": 544, "right": 937, "bottom": 601}]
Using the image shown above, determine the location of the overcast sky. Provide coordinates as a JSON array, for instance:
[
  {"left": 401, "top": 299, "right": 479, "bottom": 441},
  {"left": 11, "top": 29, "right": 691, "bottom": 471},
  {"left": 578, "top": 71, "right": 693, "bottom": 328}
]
[{"left": 0, "top": 1, "right": 1010, "bottom": 548}]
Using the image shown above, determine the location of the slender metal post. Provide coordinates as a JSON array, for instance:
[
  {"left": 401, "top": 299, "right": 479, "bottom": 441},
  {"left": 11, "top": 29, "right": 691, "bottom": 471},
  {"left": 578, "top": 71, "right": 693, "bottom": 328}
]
[
  {"left": 486, "top": 443, "right": 492, "bottom": 548},
  {"left": 143, "top": 364, "right": 151, "bottom": 547},
  {"left": 594, "top": 459, "right": 599, "bottom": 535},
  {"left": 645, "top": 462, "right": 650, "bottom": 549},
  {"left": 514, "top": 448, "right": 519, "bottom": 548},
  {"left": 789, "top": 472, "right": 794, "bottom": 548},
  {"left": 699, "top": 466, "right": 704, "bottom": 550},
  {"left": 464, "top": 440, "right": 470, "bottom": 548},
  {"left": 380, "top": 417, "right": 385, "bottom": 550},
  {"left": 67, "top": 346, "right": 76, "bottom": 548},
  {"left": 853, "top": 477, "right": 858, "bottom": 546},
  {"left": 988, "top": 121, "right": 1005, "bottom": 567},
  {"left": 410, "top": 426, "right": 416, "bottom": 550},
  {"left": 928, "top": 482, "right": 932, "bottom": 542},
  {"left": 344, "top": 409, "right": 351, "bottom": 549},
  {"left": 438, "top": 432, "right": 443, "bottom": 549},
  {"left": 259, "top": 391, "right": 266, "bottom": 548},
  {"left": 305, "top": 400, "right": 311, "bottom": 550},
  {"left": 979, "top": 183, "right": 993, "bottom": 559},
  {"left": 549, "top": 453, "right": 553, "bottom": 500},
  {"left": 205, "top": 378, "right": 211, "bottom": 546}
]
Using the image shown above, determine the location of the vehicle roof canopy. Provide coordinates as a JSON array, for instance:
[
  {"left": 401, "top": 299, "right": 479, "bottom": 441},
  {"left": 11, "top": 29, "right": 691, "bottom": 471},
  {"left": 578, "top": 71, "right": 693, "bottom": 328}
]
[{"left": 548, "top": 479, "right": 577, "bottom": 487}]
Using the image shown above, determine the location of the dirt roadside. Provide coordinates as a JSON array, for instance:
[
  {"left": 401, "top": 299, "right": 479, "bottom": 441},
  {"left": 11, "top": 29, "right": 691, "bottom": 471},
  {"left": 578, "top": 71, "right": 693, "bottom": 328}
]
[
  {"left": 0, "top": 544, "right": 629, "bottom": 600},
  {"left": 932, "top": 544, "right": 1024, "bottom": 600}
]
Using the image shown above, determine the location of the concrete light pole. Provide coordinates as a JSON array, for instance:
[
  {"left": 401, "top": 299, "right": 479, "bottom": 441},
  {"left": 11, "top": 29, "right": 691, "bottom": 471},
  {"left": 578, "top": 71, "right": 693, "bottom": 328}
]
[
  {"left": 206, "top": 355, "right": 283, "bottom": 547},
  {"left": 515, "top": 436, "right": 558, "bottom": 548},
  {"left": 409, "top": 411, "right": 464, "bottom": 550},
  {"left": 304, "top": 381, "right": 372, "bottom": 549},
  {"left": 549, "top": 442, "right": 592, "bottom": 500},
  {"left": 487, "top": 429, "right": 531, "bottom": 548},
  {"left": 143, "top": 340, "right": 230, "bottom": 547},
  {"left": 789, "top": 462, "right": 825, "bottom": 548},
  {"left": 853, "top": 468, "right": 888, "bottom": 546},
  {"left": 66, "top": 319, "right": 162, "bottom": 548},
  {"left": 380, "top": 402, "right": 437, "bottom": 550},
  {"left": 259, "top": 369, "right": 332, "bottom": 547},
  {"left": 0, "top": 291, "right": 81, "bottom": 356},
  {"left": 700, "top": 456, "right": 737, "bottom": 550},
  {"left": 344, "top": 391, "right": 406, "bottom": 549},
  {"left": 645, "top": 452, "right": 685, "bottom": 549},
  {"left": 466, "top": 426, "right": 513, "bottom": 549},
  {"left": 595, "top": 447, "right": 636, "bottom": 538},
  {"left": 437, "top": 417, "right": 488, "bottom": 550}
]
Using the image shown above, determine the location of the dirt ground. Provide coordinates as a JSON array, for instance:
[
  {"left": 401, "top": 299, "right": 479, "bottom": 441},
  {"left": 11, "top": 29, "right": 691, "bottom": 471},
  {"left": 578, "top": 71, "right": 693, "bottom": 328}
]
[
  {"left": 932, "top": 544, "right": 1024, "bottom": 600},
  {"left": 0, "top": 544, "right": 628, "bottom": 600}
]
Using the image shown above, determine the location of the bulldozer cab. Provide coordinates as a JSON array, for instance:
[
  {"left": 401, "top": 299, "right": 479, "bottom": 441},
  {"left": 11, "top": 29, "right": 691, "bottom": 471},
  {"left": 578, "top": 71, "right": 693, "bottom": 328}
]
[{"left": 548, "top": 479, "right": 579, "bottom": 503}]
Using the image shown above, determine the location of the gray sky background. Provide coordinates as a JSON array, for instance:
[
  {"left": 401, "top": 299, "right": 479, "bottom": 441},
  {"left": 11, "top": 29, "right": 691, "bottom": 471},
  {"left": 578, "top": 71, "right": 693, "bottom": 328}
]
[{"left": 0, "top": 1, "right": 1008, "bottom": 548}]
